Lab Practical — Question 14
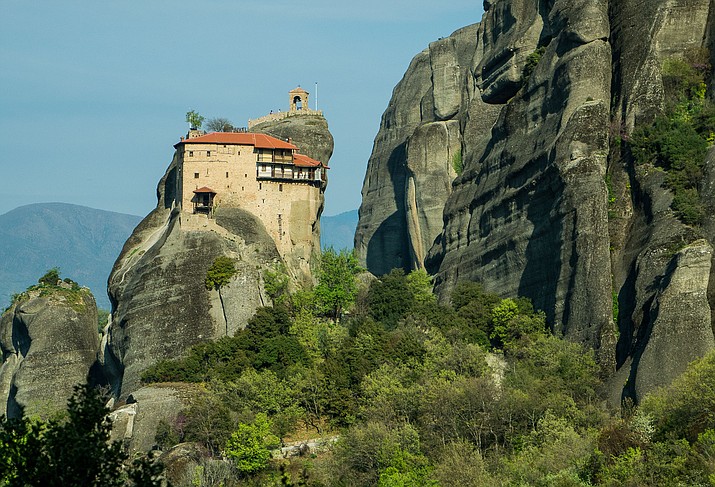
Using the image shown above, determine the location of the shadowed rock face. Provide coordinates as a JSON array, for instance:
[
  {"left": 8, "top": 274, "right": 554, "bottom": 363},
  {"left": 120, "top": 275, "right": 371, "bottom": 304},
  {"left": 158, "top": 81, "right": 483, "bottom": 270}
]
[
  {"left": 0, "top": 287, "right": 99, "bottom": 418},
  {"left": 432, "top": 0, "right": 613, "bottom": 353},
  {"left": 355, "top": 24, "right": 500, "bottom": 277},
  {"left": 357, "top": 0, "right": 715, "bottom": 402}
]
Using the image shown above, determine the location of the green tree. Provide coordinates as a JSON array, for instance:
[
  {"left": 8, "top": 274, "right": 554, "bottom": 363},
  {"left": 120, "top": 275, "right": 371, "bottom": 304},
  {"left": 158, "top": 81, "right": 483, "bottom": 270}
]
[
  {"left": 97, "top": 307, "right": 110, "bottom": 332},
  {"left": 367, "top": 269, "right": 413, "bottom": 329},
  {"left": 405, "top": 269, "right": 435, "bottom": 305},
  {"left": 314, "top": 248, "right": 362, "bottom": 320},
  {"left": 224, "top": 413, "right": 279, "bottom": 476},
  {"left": 205, "top": 256, "right": 236, "bottom": 290},
  {"left": 186, "top": 109, "right": 205, "bottom": 129},
  {"left": 0, "top": 384, "right": 164, "bottom": 486},
  {"left": 490, "top": 297, "right": 546, "bottom": 350},
  {"left": 38, "top": 267, "right": 60, "bottom": 286},
  {"left": 641, "top": 349, "right": 715, "bottom": 442},
  {"left": 183, "top": 392, "right": 235, "bottom": 454},
  {"left": 263, "top": 263, "right": 290, "bottom": 306}
]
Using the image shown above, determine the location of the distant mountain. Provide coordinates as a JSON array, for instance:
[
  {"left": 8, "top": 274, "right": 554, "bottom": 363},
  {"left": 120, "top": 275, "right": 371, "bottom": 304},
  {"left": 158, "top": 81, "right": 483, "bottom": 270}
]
[
  {"left": 321, "top": 210, "right": 358, "bottom": 251},
  {"left": 0, "top": 203, "right": 142, "bottom": 310}
]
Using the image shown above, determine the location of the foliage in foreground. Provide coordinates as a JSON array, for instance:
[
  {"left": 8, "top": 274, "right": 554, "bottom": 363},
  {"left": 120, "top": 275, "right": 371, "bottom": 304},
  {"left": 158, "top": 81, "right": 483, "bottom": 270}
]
[
  {"left": 140, "top": 249, "right": 715, "bottom": 485},
  {"left": 0, "top": 384, "right": 164, "bottom": 487}
]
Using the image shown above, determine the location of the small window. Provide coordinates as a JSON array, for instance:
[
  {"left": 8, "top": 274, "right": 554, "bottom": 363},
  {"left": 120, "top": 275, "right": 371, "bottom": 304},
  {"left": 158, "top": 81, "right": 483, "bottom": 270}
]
[
  {"left": 207, "top": 151, "right": 211, "bottom": 157},
  {"left": 194, "top": 172, "right": 199, "bottom": 179},
  {"left": 279, "top": 184, "right": 283, "bottom": 192},
  {"left": 226, "top": 172, "right": 229, "bottom": 178},
  {"left": 242, "top": 186, "right": 244, "bottom": 191},
  {"left": 245, "top": 174, "right": 247, "bottom": 178},
  {"left": 259, "top": 183, "right": 262, "bottom": 190},
  {"left": 189, "top": 151, "right": 194, "bottom": 157}
]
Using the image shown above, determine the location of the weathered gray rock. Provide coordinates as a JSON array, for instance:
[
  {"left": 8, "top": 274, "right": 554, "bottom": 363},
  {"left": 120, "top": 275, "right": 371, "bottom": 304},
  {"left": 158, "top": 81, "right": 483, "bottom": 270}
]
[
  {"left": 633, "top": 241, "right": 715, "bottom": 399},
  {"left": 355, "top": 23, "right": 491, "bottom": 276},
  {"left": 606, "top": 0, "right": 715, "bottom": 403},
  {"left": 0, "top": 286, "right": 99, "bottom": 418},
  {"left": 475, "top": 0, "right": 542, "bottom": 104},
  {"left": 109, "top": 385, "right": 188, "bottom": 454},
  {"left": 405, "top": 121, "right": 460, "bottom": 268},
  {"left": 106, "top": 207, "right": 278, "bottom": 398},
  {"left": 430, "top": 0, "right": 613, "bottom": 353},
  {"left": 357, "top": 0, "right": 715, "bottom": 404}
]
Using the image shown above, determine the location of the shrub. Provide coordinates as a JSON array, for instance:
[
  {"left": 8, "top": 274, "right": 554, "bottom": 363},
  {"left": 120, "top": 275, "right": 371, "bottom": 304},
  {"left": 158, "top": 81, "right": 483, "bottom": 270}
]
[
  {"left": 205, "top": 256, "right": 237, "bottom": 290},
  {"left": 629, "top": 54, "right": 714, "bottom": 227},
  {"left": 224, "top": 413, "right": 279, "bottom": 476},
  {"left": 452, "top": 151, "right": 463, "bottom": 176},
  {"left": 523, "top": 46, "right": 546, "bottom": 83},
  {"left": 38, "top": 267, "right": 61, "bottom": 286}
]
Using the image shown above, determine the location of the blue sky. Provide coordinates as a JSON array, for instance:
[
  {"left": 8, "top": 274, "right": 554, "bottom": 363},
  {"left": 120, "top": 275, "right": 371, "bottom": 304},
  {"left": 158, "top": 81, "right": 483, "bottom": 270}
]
[{"left": 0, "top": 1, "right": 483, "bottom": 217}]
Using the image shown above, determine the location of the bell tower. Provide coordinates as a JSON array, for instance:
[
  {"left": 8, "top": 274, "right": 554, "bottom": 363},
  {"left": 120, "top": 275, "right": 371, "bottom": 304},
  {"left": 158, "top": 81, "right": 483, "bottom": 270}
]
[{"left": 289, "top": 86, "right": 309, "bottom": 112}]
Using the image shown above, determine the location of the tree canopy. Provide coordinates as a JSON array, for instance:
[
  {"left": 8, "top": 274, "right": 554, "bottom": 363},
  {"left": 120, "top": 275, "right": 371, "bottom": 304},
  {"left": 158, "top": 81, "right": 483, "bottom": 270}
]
[{"left": 0, "top": 384, "right": 164, "bottom": 486}]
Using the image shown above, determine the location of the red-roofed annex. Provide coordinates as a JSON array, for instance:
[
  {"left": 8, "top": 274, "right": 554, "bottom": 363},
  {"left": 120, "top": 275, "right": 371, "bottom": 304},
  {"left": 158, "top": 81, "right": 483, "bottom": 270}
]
[{"left": 177, "top": 128, "right": 327, "bottom": 216}]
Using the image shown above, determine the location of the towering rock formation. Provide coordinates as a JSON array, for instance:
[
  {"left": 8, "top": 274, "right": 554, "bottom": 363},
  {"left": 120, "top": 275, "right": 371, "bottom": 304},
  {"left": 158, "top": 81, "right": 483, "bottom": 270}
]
[
  {"left": 356, "top": 0, "right": 715, "bottom": 402},
  {"left": 606, "top": 0, "right": 715, "bottom": 402},
  {"left": 105, "top": 115, "right": 333, "bottom": 399},
  {"left": 355, "top": 24, "right": 501, "bottom": 275},
  {"left": 0, "top": 282, "right": 99, "bottom": 418}
]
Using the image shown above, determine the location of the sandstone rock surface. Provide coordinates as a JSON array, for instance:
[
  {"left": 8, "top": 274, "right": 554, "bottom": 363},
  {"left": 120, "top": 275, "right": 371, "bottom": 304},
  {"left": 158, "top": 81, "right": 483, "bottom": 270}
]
[{"left": 355, "top": 24, "right": 496, "bottom": 276}]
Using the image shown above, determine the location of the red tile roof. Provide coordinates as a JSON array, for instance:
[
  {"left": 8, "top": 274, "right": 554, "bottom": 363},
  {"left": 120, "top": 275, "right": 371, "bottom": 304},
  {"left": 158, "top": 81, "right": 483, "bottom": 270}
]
[
  {"left": 293, "top": 153, "right": 328, "bottom": 168},
  {"left": 193, "top": 187, "right": 217, "bottom": 193},
  {"left": 177, "top": 132, "right": 297, "bottom": 150}
]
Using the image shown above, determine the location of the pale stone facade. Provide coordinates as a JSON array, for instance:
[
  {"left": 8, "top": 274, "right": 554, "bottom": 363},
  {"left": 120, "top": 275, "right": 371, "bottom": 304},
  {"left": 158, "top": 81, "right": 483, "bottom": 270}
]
[
  {"left": 174, "top": 130, "right": 327, "bottom": 280},
  {"left": 248, "top": 86, "right": 323, "bottom": 129}
]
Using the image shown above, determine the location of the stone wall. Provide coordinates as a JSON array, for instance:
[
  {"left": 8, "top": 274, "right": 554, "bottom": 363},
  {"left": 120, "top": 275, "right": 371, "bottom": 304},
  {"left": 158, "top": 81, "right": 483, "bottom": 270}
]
[
  {"left": 248, "top": 110, "right": 324, "bottom": 130},
  {"left": 177, "top": 142, "right": 323, "bottom": 282}
]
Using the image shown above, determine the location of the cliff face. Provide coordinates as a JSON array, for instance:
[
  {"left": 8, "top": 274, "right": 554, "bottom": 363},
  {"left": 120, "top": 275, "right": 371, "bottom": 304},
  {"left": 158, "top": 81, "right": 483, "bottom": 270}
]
[
  {"left": 356, "top": 0, "right": 715, "bottom": 402},
  {"left": 0, "top": 284, "right": 99, "bottom": 418},
  {"left": 105, "top": 117, "right": 333, "bottom": 399},
  {"left": 355, "top": 24, "right": 501, "bottom": 275}
]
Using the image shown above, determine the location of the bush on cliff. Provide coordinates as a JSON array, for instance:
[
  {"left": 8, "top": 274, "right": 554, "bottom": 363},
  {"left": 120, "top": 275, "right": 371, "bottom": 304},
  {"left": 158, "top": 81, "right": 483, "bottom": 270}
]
[{"left": 630, "top": 53, "right": 713, "bottom": 226}]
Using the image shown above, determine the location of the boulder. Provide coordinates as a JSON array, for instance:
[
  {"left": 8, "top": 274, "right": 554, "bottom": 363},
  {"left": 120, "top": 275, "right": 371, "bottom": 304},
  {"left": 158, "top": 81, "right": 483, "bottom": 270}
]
[
  {"left": 0, "top": 286, "right": 99, "bottom": 418},
  {"left": 109, "top": 385, "right": 189, "bottom": 454}
]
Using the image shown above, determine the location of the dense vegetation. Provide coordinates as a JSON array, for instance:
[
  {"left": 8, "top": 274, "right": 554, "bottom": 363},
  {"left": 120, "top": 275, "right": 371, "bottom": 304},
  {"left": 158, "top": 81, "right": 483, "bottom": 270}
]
[
  {"left": 630, "top": 50, "right": 714, "bottom": 225},
  {"left": 139, "top": 249, "right": 715, "bottom": 486},
  {"left": 0, "top": 384, "right": 164, "bottom": 486}
]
